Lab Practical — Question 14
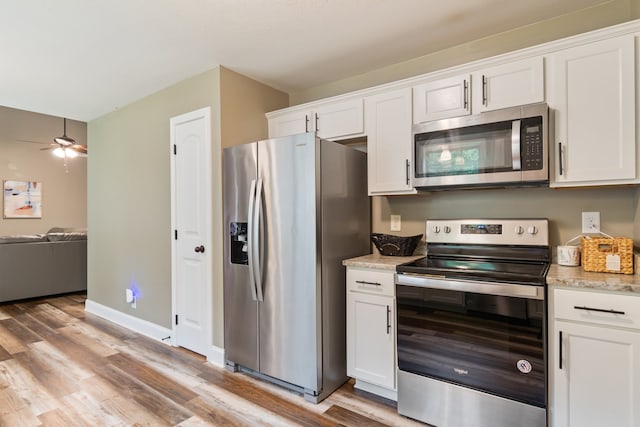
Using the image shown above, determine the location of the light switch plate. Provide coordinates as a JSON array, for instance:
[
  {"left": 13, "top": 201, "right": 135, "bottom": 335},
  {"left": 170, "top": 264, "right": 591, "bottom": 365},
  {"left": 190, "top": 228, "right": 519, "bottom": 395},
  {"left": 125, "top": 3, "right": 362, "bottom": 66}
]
[{"left": 390, "top": 215, "right": 401, "bottom": 231}]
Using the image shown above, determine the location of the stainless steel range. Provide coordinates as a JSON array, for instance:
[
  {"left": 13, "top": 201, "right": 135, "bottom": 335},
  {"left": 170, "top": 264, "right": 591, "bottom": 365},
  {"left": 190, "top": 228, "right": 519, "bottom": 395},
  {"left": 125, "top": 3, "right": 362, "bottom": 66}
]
[{"left": 395, "top": 219, "right": 550, "bottom": 427}]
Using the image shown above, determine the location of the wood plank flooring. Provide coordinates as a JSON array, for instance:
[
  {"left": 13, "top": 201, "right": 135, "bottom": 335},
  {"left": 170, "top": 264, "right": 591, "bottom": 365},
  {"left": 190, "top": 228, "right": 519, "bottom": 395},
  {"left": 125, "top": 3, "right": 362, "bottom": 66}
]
[{"left": 0, "top": 293, "right": 424, "bottom": 426}]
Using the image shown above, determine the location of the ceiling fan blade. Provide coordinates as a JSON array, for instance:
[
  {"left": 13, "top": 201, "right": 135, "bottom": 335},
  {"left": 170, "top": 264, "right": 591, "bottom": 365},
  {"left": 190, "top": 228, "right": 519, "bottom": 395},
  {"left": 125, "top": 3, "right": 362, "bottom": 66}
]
[
  {"left": 69, "top": 145, "right": 88, "bottom": 156},
  {"left": 17, "top": 139, "right": 49, "bottom": 145},
  {"left": 40, "top": 144, "right": 57, "bottom": 151}
]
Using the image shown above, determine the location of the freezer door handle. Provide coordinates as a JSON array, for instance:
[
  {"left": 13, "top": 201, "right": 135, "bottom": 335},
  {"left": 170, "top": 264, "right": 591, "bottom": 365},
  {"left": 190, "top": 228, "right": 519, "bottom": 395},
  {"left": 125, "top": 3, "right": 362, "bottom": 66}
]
[
  {"left": 253, "top": 177, "right": 264, "bottom": 302},
  {"left": 247, "top": 179, "right": 258, "bottom": 301}
]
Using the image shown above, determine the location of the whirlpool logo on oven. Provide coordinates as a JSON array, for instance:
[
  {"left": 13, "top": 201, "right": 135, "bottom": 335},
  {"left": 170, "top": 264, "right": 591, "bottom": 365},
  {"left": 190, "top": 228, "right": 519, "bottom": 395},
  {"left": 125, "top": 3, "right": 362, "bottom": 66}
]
[
  {"left": 517, "top": 359, "right": 533, "bottom": 374},
  {"left": 453, "top": 367, "right": 469, "bottom": 376}
]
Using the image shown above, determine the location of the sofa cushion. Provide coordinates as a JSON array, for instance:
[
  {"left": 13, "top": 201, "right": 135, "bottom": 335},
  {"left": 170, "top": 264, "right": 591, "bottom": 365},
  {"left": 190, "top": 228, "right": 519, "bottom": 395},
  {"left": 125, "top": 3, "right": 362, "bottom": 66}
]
[{"left": 0, "top": 234, "right": 47, "bottom": 244}]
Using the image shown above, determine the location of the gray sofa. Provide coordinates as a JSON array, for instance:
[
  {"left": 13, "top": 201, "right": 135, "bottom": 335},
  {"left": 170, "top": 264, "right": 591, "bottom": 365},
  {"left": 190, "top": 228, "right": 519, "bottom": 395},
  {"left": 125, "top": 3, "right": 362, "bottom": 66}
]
[{"left": 0, "top": 228, "right": 87, "bottom": 302}]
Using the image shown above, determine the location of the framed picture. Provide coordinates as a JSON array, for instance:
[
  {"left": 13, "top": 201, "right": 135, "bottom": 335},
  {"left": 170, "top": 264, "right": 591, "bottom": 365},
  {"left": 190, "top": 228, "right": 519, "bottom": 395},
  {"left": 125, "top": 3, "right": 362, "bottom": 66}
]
[{"left": 3, "top": 180, "right": 42, "bottom": 219}]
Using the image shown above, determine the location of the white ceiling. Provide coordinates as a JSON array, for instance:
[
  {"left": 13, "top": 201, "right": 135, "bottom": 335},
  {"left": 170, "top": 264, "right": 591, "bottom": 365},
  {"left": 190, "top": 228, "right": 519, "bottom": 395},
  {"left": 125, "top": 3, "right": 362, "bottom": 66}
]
[{"left": 1, "top": 0, "right": 610, "bottom": 122}]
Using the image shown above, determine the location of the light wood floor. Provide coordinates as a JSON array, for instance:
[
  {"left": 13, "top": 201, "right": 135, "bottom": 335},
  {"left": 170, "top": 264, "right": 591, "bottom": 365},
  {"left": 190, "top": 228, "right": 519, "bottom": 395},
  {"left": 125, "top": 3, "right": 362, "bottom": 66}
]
[{"left": 0, "top": 293, "right": 424, "bottom": 426}]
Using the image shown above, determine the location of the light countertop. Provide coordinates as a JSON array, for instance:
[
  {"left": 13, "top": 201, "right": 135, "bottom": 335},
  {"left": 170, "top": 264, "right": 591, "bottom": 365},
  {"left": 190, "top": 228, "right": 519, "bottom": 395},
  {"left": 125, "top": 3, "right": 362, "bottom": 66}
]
[
  {"left": 546, "top": 263, "right": 640, "bottom": 294},
  {"left": 342, "top": 253, "right": 424, "bottom": 271}
]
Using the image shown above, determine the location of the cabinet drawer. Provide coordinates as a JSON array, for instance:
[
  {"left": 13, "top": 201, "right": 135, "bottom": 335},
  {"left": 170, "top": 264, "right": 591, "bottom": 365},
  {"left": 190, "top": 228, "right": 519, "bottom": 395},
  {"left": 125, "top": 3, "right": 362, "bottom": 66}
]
[
  {"left": 347, "top": 268, "right": 395, "bottom": 297},
  {"left": 554, "top": 288, "right": 640, "bottom": 330}
]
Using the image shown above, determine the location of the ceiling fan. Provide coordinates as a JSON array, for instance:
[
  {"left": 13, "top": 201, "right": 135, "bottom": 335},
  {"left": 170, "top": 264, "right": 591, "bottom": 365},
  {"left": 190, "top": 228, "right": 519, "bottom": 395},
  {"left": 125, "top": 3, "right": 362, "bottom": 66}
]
[{"left": 41, "top": 118, "right": 88, "bottom": 158}]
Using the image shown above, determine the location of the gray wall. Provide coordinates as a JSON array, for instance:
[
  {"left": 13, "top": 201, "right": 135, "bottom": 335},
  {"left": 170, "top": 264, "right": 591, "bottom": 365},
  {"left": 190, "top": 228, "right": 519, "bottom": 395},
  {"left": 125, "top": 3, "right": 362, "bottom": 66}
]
[
  {"left": 0, "top": 106, "right": 86, "bottom": 235},
  {"left": 87, "top": 67, "right": 287, "bottom": 347}
]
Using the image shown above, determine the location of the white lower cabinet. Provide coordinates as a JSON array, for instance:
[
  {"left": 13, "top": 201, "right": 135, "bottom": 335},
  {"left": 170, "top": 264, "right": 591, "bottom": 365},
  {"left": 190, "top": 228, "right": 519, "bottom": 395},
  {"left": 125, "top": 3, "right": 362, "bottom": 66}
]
[
  {"left": 552, "top": 288, "right": 640, "bottom": 427},
  {"left": 346, "top": 267, "right": 397, "bottom": 399}
]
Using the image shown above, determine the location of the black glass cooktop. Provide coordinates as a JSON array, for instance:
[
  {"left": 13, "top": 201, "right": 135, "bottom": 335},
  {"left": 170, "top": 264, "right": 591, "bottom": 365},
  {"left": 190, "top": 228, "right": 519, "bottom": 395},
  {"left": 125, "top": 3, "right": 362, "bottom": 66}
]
[{"left": 397, "top": 243, "right": 550, "bottom": 286}]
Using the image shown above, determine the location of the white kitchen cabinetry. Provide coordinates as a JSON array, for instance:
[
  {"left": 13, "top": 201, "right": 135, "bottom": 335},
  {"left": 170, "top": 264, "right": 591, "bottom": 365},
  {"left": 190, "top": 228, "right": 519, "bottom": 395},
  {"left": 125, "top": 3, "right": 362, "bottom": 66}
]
[
  {"left": 471, "top": 56, "right": 544, "bottom": 113},
  {"left": 267, "top": 98, "right": 364, "bottom": 140},
  {"left": 412, "top": 57, "right": 543, "bottom": 123},
  {"left": 365, "top": 88, "right": 416, "bottom": 195},
  {"left": 548, "top": 35, "right": 637, "bottom": 187},
  {"left": 346, "top": 267, "right": 397, "bottom": 400},
  {"left": 412, "top": 74, "right": 471, "bottom": 123},
  {"left": 552, "top": 288, "right": 640, "bottom": 427}
]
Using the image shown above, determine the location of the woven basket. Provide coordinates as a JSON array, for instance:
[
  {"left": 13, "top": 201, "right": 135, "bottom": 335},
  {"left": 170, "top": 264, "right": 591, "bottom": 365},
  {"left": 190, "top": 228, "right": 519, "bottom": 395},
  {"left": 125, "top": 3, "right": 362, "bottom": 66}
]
[
  {"left": 581, "top": 236, "right": 634, "bottom": 275},
  {"left": 371, "top": 233, "right": 422, "bottom": 256}
]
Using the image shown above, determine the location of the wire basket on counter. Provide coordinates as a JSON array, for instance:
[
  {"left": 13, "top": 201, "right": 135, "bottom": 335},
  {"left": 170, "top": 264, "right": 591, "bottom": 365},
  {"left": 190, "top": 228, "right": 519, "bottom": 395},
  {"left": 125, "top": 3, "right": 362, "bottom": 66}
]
[
  {"left": 371, "top": 233, "right": 423, "bottom": 256},
  {"left": 581, "top": 236, "right": 634, "bottom": 275}
]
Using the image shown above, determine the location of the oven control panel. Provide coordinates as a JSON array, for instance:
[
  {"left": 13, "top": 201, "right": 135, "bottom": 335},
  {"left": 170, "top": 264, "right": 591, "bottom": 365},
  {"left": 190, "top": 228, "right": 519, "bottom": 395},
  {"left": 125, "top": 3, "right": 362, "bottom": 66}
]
[{"left": 426, "top": 219, "right": 548, "bottom": 246}]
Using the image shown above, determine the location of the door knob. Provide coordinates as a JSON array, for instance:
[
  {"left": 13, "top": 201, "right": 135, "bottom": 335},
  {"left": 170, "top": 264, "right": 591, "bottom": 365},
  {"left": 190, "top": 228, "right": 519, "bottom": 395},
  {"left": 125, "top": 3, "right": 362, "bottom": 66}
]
[{"left": 194, "top": 245, "right": 205, "bottom": 253}]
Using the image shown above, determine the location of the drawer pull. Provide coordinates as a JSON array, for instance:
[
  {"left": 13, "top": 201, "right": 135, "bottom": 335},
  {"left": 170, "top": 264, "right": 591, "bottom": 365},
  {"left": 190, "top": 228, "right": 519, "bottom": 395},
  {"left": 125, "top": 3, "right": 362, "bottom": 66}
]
[
  {"left": 356, "top": 280, "right": 382, "bottom": 286},
  {"left": 573, "top": 305, "right": 625, "bottom": 315}
]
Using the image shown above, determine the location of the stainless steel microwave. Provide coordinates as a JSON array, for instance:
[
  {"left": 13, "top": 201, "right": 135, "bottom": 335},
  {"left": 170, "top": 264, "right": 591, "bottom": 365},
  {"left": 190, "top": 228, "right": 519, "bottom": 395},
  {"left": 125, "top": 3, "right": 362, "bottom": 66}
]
[{"left": 412, "top": 103, "right": 548, "bottom": 190}]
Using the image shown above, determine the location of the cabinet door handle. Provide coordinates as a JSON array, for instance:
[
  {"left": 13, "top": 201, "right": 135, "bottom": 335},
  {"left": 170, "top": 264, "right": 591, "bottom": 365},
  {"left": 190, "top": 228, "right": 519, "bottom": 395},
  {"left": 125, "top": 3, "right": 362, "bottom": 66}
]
[
  {"left": 463, "top": 79, "right": 468, "bottom": 109},
  {"left": 386, "top": 305, "right": 391, "bottom": 335},
  {"left": 405, "top": 159, "right": 410, "bottom": 185},
  {"left": 558, "top": 142, "right": 564, "bottom": 176},
  {"left": 573, "top": 305, "right": 625, "bottom": 315},
  {"left": 482, "top": 75, "right": 488, "bottom": 106},
  {"left": 315, "top": 113, "right": 319, "bottom": 132},
  {"left": 559, "top": 330, "right": 563, "bottom": 370},
  {"left": 355, "top": 280, "right": 381, "bottom": 286},
  {"left": 305, "top": 114, "right": 309, "bottom": 132}
]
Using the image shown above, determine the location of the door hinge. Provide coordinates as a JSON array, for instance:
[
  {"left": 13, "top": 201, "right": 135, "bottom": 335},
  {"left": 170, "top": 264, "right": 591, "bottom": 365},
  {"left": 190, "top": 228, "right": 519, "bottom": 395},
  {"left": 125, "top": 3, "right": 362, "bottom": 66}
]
[
  {"left": 175, "top": 314, "right": 179, "bottom": 325},
  {"left": 174, "top": 229, "right": 178, "bottom": 240},
  {"left": 173, "top": 144, "right": 177, "bottom": 155}
]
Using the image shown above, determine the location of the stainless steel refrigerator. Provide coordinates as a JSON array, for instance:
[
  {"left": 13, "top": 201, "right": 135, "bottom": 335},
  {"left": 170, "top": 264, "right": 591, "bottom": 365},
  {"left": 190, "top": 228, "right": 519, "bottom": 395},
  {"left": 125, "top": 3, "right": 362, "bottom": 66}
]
[{"left": 223, "top": 132, "right": 369, "bottom": 403}]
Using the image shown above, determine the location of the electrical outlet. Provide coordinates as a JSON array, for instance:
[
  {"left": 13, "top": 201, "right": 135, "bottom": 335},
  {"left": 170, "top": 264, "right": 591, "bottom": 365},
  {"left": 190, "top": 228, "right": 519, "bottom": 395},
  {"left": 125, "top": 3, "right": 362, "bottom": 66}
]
[
  {"left": 390, "top": 215, "right": 401, "bottom": 232},
  {"left": 582, "top": 212, "right": 600, "bottom": 234}
]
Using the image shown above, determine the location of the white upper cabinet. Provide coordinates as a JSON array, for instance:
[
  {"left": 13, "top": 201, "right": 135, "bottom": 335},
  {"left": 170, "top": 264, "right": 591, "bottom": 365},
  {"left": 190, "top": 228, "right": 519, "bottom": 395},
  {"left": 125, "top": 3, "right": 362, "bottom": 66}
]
[
  {"left": 412, "top": 74, "right": 470, "bottom": 123},
  {"left": 365, "top": 88, "right": 416, "bottom": 195},
  {"left": 314, "top": 98, "right": 364, "bottom": 140},
  {"left": 413, "top": 57, "right": 544, "bottom": 124},
  {"left": 471, "top": 57, "right": 545, "bottom": 113},
  {"left": 268, "top": 109, "right": 312, "bottom": 138},
  {"left": 267, "top": 98, "right": 364, "bottom": 140},
  {"left": 548, "top": 35, "right": 637, "bottom": 187}
]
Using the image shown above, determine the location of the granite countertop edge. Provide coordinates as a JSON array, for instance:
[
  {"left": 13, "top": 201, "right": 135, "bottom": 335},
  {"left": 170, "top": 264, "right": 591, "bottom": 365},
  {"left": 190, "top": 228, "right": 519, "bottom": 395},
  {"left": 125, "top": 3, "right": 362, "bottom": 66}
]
[
  {"left": 342, "top": 253, "right": 425, "bottom": 271},
  {"left": 344, "top": 254, "right": 640, "bottom": 294},
  {"left": 546, "top": 264, "right": 640, "bottom": 294}
]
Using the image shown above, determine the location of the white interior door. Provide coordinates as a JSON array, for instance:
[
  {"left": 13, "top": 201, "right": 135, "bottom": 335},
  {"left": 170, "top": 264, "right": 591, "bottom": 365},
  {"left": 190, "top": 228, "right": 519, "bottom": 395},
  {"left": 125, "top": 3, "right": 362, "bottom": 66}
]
[{"left": 170, "top": 107, "right": 212, "bottom": 356}]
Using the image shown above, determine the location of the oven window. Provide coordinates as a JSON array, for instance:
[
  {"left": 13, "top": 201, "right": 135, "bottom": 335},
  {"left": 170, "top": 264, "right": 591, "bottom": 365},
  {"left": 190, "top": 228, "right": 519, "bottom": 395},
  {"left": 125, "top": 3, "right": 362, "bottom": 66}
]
[
  {"left": 415, "top": 120, "right": 513, "bottom": 177},
  {"left": 396, "top": 285, "right": 546, "bottom": 407}
]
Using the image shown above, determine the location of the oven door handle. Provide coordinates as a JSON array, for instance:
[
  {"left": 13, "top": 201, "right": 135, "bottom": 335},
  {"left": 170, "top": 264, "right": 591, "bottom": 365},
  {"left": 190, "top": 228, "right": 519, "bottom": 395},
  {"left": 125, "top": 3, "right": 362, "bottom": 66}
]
[{"left": 395, "top": 273, "right": 544, "bottom": 300}]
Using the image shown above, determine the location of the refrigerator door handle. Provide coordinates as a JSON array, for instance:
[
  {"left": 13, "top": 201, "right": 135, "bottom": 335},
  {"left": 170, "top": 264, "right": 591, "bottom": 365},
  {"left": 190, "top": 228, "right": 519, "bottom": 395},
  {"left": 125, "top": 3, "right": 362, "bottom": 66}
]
[
  {"left": 247, "top": 179, "right": 258, "bottom": 301},
  {"left": 253, "top": 177, "right": 264, "bottom": 302}
]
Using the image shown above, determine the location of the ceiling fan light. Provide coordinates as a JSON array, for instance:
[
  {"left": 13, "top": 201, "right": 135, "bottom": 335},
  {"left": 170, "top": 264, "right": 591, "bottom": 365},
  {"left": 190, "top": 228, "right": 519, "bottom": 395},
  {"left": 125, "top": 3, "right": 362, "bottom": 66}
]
[
  {"left": 65, "top": 148, "right": 78, "bottom": 158},
  {"left": 53, "top": 147, "right": 66, "bottom": 158}
]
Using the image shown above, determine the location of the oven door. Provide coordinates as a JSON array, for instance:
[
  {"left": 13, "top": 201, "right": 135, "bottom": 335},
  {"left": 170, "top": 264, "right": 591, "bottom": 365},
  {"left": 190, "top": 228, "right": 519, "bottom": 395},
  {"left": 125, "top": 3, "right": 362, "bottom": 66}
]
[{"left": 396, "top": 274, "right": 546, "bottom": 408}]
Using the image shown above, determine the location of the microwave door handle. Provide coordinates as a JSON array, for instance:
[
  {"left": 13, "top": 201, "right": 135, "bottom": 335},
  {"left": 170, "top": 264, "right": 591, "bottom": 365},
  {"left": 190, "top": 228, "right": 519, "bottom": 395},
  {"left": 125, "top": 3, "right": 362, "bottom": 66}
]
[{"left": 511, "top": 119, "right": 521, "bottom": 171}]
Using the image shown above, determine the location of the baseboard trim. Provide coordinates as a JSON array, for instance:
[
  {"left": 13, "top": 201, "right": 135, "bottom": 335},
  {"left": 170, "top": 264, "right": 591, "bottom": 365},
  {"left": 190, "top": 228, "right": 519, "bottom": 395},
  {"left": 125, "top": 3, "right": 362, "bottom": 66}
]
[
  {"left": 207, "top": 345, "right": 225, "bottom": 367},
  {"left": 85, "top": 299, "right": 172, "bottom": 343},
  {"left": 354, "top": 379, "right": 398, "bottom": 401}
]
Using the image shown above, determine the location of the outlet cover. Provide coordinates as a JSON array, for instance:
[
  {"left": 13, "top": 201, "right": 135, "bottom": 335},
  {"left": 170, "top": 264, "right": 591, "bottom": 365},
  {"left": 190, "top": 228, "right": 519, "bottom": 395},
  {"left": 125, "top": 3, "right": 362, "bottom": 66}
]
[
  {"left": 582, "top": 212, "right": 600, "bottom": 234},
  {"left": 390, "top": 215, "right": 401, "bottom": 232}
]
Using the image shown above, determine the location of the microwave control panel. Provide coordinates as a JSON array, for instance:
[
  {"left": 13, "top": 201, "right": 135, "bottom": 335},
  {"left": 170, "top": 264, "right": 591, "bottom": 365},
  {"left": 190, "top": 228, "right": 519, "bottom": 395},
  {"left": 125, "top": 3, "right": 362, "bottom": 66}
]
[{"left": 521, "top": 116, "right": 544, "bottom": 171}]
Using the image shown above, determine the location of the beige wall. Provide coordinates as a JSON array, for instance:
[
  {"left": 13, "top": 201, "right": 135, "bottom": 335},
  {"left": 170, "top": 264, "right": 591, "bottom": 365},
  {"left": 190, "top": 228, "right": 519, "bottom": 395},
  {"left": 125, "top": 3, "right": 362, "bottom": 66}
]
[
  {"left": 88, "top": 66, "right": 287, "bottom": 348},
  {"left": 374, "top": 187, "right": 636, "bottom": 260},
  {"left": 88, "top": 69, "right": 220, "bottom": 330},
  {"left": 284, "top": 1, "right": 640, "bottom": 255},
  {"left": 0, "top": 106, "right": 86, "bottom": 235},
  {"left": 290, "top": 0, "right": 639, "bottom": 105}
]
